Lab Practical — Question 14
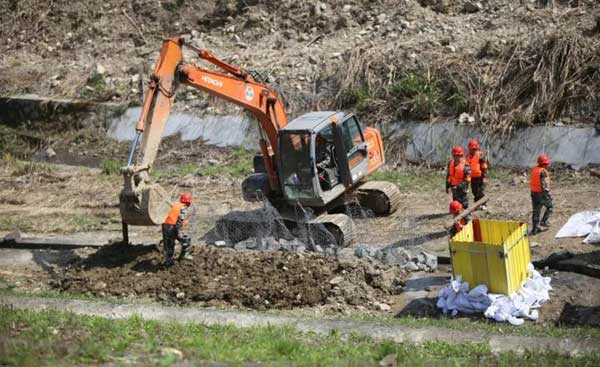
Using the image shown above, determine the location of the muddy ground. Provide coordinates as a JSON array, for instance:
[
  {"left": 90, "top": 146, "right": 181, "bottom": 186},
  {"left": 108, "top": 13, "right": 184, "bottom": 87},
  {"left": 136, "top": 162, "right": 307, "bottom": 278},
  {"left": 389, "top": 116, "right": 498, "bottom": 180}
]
[
  {"left": 53, "top": 243, "right": 402, "bottom": 311},
  {"left": 1, "top": 141, "right": 599, "bottom": 326}
]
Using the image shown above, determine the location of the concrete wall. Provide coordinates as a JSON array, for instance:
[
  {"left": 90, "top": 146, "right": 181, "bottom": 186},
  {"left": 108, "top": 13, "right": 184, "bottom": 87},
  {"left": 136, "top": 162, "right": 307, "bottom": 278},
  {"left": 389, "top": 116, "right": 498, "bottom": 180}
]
[
  {"left": 387, "top": 122, "right": 600, "bottom": 169},
  {"left": 3, "top": 95, "right": 598, "bottom": 169},
  {"left": 107, "top": 107, "right": 260, "bottom": 147}
]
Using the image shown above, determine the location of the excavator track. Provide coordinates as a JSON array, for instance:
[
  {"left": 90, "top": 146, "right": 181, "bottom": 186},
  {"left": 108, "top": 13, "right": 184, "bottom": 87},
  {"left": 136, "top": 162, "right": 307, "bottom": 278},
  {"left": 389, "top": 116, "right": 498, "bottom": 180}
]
[
  {"left": 307, "top": 213, "right": 356, "bottom": 248},
  {"left": 356, "top": 180, "right": 401, "bottom": 215}
]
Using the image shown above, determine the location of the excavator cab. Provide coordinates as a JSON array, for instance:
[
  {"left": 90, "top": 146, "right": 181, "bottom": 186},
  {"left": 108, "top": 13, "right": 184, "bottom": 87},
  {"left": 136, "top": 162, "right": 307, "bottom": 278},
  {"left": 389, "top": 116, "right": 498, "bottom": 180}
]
[{"left": 277, "top": 111, "right": 372, "bottom": 207}]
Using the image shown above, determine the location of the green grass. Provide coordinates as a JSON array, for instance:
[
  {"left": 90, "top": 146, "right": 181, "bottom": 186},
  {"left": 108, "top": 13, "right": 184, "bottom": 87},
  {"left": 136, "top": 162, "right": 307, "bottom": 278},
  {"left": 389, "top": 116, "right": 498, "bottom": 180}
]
[
  {"left": 370, "top": 166, "right": 519, "bottom": 193},
  {"left": 1, "top": 307, "right": 598, "bottom": 367},
  {"left": 370, "top": 167, "right": 445, "bottom": 192},
  {"left": 1, "top": 286, "right": 599, "bottom": 342},
  {"left": 0, "top": 212, "right": 118, "bottom": 233},
  {"left": 338, "top": 85, "right": 373, "bottom": 113},
  {"left": 389, "top": 71, "right": 443, "bottom": 119},
  {"left": 328, "top": 311, "right": 600, "bottom": 341},
  {"left": 100, "top": 159, "right": 121, "bottom": 175},
  {"left": 197, "top": 148, "right": 253, "bottom": 178},
  {"left": 152, "top": 148, "right": 254, "bottom": 180},
  {"left": 1, "top": 153, "right": 54, "bottom": 177}
]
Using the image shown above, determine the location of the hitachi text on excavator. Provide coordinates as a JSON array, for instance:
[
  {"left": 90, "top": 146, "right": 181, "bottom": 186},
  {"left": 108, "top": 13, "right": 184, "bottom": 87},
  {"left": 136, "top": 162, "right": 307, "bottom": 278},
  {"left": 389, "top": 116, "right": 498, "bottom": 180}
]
[{"left": 119, "top": 37, "right": 401, "bottom": 247}]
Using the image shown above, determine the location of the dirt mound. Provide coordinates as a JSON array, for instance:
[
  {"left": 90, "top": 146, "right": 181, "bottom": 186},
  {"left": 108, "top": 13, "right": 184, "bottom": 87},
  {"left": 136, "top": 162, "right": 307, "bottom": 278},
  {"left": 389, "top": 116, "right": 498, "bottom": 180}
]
[{"left": 55, "top": 243, "right": 403, "bottom": 310}]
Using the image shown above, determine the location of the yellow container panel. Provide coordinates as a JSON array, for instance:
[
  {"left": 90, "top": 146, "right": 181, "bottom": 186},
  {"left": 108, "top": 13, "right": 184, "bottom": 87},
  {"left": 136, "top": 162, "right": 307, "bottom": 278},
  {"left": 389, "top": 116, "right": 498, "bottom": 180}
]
[
  {"left": 449, "top": 219, "right": 531, "bottom": 295},
  {"left": 485, "top": 241, "right": 509, "bottom": 294}
]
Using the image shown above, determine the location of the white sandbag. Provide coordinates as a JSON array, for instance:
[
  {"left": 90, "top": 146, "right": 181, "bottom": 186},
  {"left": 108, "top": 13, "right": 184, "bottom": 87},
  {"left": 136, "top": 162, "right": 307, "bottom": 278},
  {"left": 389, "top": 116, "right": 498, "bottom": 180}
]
[
  {"left": 437, "top": 264, "right": 552, "bottom": 325},
  {"left": 555, "top": 211, "right": 600, "bottom": 239},
  {"left": 583, "top": 220, "right": 600, "bottom": 244}
]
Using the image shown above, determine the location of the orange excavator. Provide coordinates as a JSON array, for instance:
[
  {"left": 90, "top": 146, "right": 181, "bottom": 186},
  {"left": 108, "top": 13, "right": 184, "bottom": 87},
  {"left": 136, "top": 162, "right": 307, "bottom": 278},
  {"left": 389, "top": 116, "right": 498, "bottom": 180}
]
[{"left": 119, "top": 36, "right": 400, "bottom": 246}]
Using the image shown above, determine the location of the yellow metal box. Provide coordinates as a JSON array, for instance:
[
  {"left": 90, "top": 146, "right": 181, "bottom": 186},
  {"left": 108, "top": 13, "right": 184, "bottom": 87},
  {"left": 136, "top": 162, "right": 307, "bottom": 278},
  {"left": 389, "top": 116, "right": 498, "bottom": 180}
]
[{"left": 449, "top": 219, "right": 531, "bottom": 295}]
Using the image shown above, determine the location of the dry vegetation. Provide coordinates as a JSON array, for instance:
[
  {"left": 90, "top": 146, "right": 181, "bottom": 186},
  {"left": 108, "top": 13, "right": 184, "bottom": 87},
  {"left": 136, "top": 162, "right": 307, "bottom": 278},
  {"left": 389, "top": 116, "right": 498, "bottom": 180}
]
[
  {"left": 0, "top": 1, "right": 599, "bottom": 129},
  {"left": 333, "top": 31, "right": 600, "bottom": 133}
]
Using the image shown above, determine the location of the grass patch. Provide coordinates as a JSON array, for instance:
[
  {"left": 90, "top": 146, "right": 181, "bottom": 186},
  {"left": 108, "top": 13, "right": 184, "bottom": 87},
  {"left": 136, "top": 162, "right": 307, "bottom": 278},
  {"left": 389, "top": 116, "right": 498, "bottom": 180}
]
[
  {"left": 1, "top": 307, "right": 598, "bottom": 367},
  {"left": 197, "top": 148, "right": 253, "bottom": 178},
  {"left": 0, "top": 212, "right": 117, "bottom": 233},
  {"left": 2, "top": 287, "right": 598, "bottom": 342},
  {"left": 153, "top": 148, "right": 254, "bottom": 179},
  {"left": 1, "top": 154, "right": 54, "bottom": 176},
  {"left": 338, "top": 85, "right": 373, "bottom": 114},
  {"left": 100, "top": 159, "right": 121, "bottom": 175},
  {"left": 389, "top": 71, "right": 443, "bottom": 119},
  {"left": 370, "top": 166, "right": 445, "bottom": 193}
]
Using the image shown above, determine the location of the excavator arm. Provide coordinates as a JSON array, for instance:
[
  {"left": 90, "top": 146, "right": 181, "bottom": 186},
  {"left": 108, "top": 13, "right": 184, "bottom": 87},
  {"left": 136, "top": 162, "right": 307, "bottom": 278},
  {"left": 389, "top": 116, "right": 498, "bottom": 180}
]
[{"left": 120, "top": 37, "right": 288, "bottom": 228}]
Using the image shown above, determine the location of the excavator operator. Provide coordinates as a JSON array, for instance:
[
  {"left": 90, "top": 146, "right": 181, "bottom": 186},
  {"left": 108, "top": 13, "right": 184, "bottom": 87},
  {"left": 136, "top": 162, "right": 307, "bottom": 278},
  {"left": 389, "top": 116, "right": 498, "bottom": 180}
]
[
  {"left": 162, "top": 193, "right": 193, "bottom": 266},
  {"left": 315, "top": 133, "right": 338, "bottom": 190}
]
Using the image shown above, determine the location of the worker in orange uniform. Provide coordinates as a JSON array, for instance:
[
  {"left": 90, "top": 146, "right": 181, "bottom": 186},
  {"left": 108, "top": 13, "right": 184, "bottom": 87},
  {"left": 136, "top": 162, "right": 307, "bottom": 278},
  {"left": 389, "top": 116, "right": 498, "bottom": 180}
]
[
  {"left": 446, "top": 146, "right": 471, "bottom": 209},
  {"left": 448, "top": 200, "right": 472, "bottom": 237},
  {"left": 466, "top": 139, "right": 489, "bottom": 210},
  {"left": 162, "top": 193, "right": 193, "bottom": 266},
  {"left": 530, "top": 155, "right": 553, "bottom": 235}
]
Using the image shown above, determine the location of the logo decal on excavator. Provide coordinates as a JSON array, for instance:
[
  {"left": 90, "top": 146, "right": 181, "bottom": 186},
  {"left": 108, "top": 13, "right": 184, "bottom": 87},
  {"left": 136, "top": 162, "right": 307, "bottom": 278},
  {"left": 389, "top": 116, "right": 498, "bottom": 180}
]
[
  {"left": 201, "top": 76, "right": 223, "bottom": 88},
  {"left": 245, "top": 86, "right": 254, "bottom": 101}
]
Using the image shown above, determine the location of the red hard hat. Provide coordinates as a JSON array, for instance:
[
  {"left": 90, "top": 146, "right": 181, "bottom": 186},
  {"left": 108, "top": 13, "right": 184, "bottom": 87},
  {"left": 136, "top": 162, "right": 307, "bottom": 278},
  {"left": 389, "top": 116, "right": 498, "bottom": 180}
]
[
  {"left": 468, "top": 139, "right": 479, "bottom": 150},
  {"left": 179, "top": 193, "right": 192, "bottom": 205},
  {"left": 452, "top": 146, "right": 464, "bottom": 156},
  {"left": 537, "top": 154, "right": 550, "bottom": 165},
  {"left": 449, "top": 200, "right": 463, "bottom": 215}
]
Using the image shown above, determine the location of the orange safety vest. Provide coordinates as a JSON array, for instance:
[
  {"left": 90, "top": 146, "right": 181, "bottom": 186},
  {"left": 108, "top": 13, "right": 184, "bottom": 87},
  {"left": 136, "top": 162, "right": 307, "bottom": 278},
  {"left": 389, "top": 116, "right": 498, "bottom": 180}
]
[
  {"left": 467, "top": 151, "right": 485, "bottom": 178},
  {"left": 164, "top": 202, "right": 186, "bottom": 226},
  {"left": 448, "top": 159, "right": 469, "bottom": 186},
  {"left": 530, "top": 166, "right": 550, "bottom": 193}
]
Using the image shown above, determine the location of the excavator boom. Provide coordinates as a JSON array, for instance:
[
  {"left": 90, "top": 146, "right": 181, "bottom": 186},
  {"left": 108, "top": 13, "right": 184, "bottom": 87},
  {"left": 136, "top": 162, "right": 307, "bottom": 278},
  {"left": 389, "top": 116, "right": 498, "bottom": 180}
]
[{"left": 120, "top": 37, "right": 287, "bottom": 227}]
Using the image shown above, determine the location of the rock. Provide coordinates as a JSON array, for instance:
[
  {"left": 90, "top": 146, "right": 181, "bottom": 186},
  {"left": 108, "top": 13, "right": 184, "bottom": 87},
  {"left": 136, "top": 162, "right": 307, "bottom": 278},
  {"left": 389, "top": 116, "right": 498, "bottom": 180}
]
[
  {"left": 445, "top": 45, "right": 456, "bottom": 53},
  {"left": 379, "top": 353, "right": 397, "bottom": 366},
  {"left": 95, "top": 63, "right": 106, "bottom": 75},
  {"left": 402, "top": 261, "right": 420, "bottom": 272},
  {"left": 463, "top": 2, "right": 483, "bottom": 13},
  {"left": 375, "top": 301, "right": 391, "bottom": 312},
  {"left": 176, "top": 292, "right": 185, "bottom": 299},
  {"left": 422, "top": 251, "right": 438, "bottom": 271},
  {"left": 370, "top": 268, "right": 401, "bottom": 290},
  {"left": 354, "top": 244, "right": 375, "bottom": 258},
  {"left": 458, "top": 112, "right": 475, "bottom": 124},
  {"left": 4, "top": 229, "right": 22, "bottom": 241},
  {"left": 376, "top": 247, "right": 412, "bottom": 266},
  {"left": 160, "top": 347, "right": 183, "bottom": 360},
  {"left": 214, "top": 240, "right": 227, "bottom": 247},
  {"left": 329, "top": 276, "right": 344, "bottom": 285},
  {"left": 308, "top": 55, "right": 318, "bottom": 65},
  {"left": 376, "top": 14, "right": 387, "bottom": 24},
  {"left": 343, "top": 5, "right": 352, "bottom": 12},
  {"left": 93, "top": 281, "right": 107, "bottom": 290},
  {"left": 234, "top": 237, "right": 258, "bottom": 250},
  {"left": 44, "top": 147, "right": 56, "bottom": 159}
]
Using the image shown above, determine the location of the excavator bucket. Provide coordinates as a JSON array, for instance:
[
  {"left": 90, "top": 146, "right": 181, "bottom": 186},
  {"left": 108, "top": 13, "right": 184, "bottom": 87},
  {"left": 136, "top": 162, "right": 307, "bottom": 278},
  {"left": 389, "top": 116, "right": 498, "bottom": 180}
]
[{"left": 119, "top": 170, "right": 171, "bottom": 226}]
